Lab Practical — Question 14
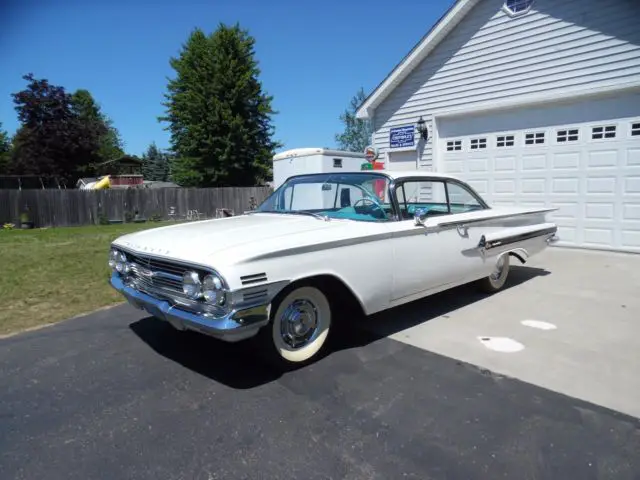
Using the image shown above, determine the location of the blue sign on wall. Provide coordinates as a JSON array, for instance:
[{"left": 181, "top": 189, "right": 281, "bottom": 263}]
[{"left": 389, "top": 125, "right": 415, "bottom": 148}]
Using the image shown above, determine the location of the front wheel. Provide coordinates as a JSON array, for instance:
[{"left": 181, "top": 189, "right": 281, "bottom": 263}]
[
  {"left": 257, "top": 285, "right": 332, "bottom": 368},
  {"left": 478, "top": 254, "right": 510, "bottom": 293}
]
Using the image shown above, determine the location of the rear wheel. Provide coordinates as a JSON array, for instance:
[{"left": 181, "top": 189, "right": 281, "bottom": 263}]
[
  {"left": 478, "top": 254, "right": 510, "bottom": 293},
  {"left": 257, "top": 285, "right": 332, "bottom": 369}
]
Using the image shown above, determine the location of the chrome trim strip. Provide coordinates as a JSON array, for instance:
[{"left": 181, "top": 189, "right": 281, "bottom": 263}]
[
  {"left": 110, "top": 274, "right": 269, "bottom": 343},
  {"left": 479, "top": 225, "right": 558, "bottom": 250}
]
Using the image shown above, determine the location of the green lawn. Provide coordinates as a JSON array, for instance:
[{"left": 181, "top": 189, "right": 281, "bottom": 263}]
[{"left": 0, "top": 222, "right": 173, "bottom": 336}]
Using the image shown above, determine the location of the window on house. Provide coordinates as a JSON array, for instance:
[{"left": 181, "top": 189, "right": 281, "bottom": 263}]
[
  {"left": 497, "top": 135, "right": 515, "bottom": 147},
  {"left": 504, "top": 0, "right": 534, "bottom": 15},
  {"left": 446, "top": 140, "right": 462, "bottom": 151},
  {"left": 592, "top": 125, "right": 616, "bottom": 140},
  {"left": 557, "top": 129, "right": 579, "bottom": 142},
  {"left": 470, "top": 138, "right": 487, "bottom": 149},
  {"left": 333, "top": 158, "right": 342, "bottom": 168},
  {"left": 631, "top": 122, "right": 640, "bottom": 136},
  {"left": 525, "top": 132, "right": 545, "bottom": 145}
]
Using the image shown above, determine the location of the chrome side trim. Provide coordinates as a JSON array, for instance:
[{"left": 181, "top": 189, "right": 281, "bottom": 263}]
[
  {"left": 110, "top": 274, "right": 269, "bottom": 343},
  {"left": 479, "top": 225, "right": 558, "bottom": 251}
]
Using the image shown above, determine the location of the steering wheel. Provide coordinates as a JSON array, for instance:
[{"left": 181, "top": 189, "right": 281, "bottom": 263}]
[{"left": 353, "top": 196, "right": 387, "bottom": 219}]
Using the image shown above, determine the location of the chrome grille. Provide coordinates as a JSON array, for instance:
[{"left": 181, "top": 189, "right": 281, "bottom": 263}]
[{"left": 126, "top": 252, "right": 192, "bottom": 300}]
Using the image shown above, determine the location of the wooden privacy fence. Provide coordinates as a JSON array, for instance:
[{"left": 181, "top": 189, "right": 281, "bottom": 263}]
[{"left": 0, "top": 187, "right": 273, "bottom": 228}]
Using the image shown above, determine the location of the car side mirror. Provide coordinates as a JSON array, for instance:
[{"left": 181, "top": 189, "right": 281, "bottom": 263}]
[{"left": 414, "top": 208, "right": 428, "bottom": 226}]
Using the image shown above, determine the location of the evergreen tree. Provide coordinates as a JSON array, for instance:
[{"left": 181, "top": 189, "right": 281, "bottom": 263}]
[
  {"left": 335, "top": 87, "right": 373, "bottom": 152},
  {"left": 159, "top": 24, "right": 280, "bottom": 187},
  {"left": 141, "top": 142, "right": 170, "bottom": 181},
  {"left": 0, "top": 122, "right": 11, "bottom": 174},
  {"left": 71, "top": 89, "right": 125, "bottom": 162}
]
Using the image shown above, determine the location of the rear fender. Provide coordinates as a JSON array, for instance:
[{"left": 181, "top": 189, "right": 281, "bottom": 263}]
[{"left": 478, "top": 223, "right": 558, "bottom": 261}]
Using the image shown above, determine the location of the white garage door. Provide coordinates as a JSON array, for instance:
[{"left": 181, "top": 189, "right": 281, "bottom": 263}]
[{"left": 438, "top": 91, "right": 640, "bottom": 253}]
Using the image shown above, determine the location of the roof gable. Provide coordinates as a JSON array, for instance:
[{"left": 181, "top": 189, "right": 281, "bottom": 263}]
[{"left": 356, "top": 0, "right": 480, "bottom": 119}]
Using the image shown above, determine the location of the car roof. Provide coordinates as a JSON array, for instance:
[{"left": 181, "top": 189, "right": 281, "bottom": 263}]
[
  {"left": 379, "top": 170, "right": 460, "bottom": 180},
  {"left": 289, "top": 170, "right": 461, "bottom": 181}
]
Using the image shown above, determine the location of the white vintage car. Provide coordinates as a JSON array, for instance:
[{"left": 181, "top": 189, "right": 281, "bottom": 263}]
[{"left": 109, "top": 171, "right": 558, "bottom": 367}]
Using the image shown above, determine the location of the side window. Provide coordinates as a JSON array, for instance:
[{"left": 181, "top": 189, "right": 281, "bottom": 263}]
[
  {"left": 336, "top": 184, "right": 364, "bottom": 208},
  {"left": 396, "top": 180, "right": 448, "bottom": 220},
  {"left": 446, "top": 182, "right": 485, "bottom": 213}
]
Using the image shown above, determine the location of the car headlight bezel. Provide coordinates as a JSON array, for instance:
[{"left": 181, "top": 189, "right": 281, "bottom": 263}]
[
  {"left": 202, "top": 273, "right": 226, "bottom": 305},
  {"left": 182, "top": 271, "right": 203, "bottom": 299},
  {"left": 108, "top": 249, "right": 118, "bottom": 270},
  {"left": 115, "top": 251, "right": 128, "bottom": 273}
]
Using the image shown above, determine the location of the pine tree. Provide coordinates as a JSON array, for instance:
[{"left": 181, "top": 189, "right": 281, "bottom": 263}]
[
  {"left": 141, "top": 142, "right": 170, "bottom": 181},
  {"left": 159, "top": 24, "right": 280, "bottom": 187},
  {"left": 0, "top": 122, "right": 11, "bottom": 174},
  {"left": 71, "top": 89, "right": 125, "bottom": 162},
  {"left": 335, "top": 87, "right": 373, "bottom": 152}
]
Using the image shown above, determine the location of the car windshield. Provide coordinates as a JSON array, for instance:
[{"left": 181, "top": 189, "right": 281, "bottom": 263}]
[{"left": 256, "top": 173, "right": 393, "bottom": 222}]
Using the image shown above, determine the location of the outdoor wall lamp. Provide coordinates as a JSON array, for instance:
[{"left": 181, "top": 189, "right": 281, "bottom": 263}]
[{"left": 416, "top": 116, "right": 429, "bottom": 141}]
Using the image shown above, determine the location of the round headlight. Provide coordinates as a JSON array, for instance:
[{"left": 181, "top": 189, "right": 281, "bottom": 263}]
[
  {"left": 108, "top": 249, "right": 118, "bottom": 270},
  {"left": 115, "top": 251, "right": 127, "bottom": 273},
  {"left": 182, "top": 271, "right": 202, "bottom": 299},
  {"left": 202, "top": 274, "right": 225, "bottom": 304}
]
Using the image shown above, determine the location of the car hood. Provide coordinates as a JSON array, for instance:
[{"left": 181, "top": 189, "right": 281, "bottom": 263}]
[{"left": 112, "top": 213, "right": 351, "bottom": 266}]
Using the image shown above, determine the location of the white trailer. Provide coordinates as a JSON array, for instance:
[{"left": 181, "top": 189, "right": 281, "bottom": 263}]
[{"left": 272, "top": 148, "right": 367, "bottom": 190}]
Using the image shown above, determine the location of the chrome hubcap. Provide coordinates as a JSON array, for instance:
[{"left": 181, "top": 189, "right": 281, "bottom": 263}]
[{"left": 280, "top": 299, "right": 319, "bottom": 349}]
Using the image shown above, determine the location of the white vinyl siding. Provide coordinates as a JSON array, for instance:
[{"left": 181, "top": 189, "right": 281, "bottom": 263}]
[{"left": 373, "top": 0, "right": 640, "bottom": 167}]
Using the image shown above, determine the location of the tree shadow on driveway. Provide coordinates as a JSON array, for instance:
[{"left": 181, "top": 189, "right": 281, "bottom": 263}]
[{"left": 129, "top": 265, "right": 550, "bottom": 389}]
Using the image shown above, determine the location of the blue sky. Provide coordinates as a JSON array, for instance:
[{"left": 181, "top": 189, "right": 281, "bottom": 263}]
[{"left": 0, "top": 0, "right": 452, "bottom": 156}]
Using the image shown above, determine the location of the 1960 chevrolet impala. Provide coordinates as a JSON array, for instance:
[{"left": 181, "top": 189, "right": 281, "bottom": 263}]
[{"left": 109, "top": 171, "right": 558, "bottom": 367}]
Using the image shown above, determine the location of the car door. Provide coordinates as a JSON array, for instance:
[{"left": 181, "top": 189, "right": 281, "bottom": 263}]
[{"left": 387, "top": 177, "right": 489, "bottom": 303}]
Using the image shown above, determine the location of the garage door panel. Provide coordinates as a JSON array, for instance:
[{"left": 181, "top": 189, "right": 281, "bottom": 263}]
[
  {"left": 438, "top": 92, "right": 640, "bottom": 252},
  {"left": 522, "top": 154, "right": 547, "bottom": 170},
  {"left": 622, "top": 229, "right": 640, "bottom": 248},
  {"left": 553, "top": 152, "right": 581, "bottom": 169},
  {"left": 627, "top": 148, "right": 640, "bottom": 165},
  {"left": 588, "top": 149, "right": 619, "bottom": 168}
]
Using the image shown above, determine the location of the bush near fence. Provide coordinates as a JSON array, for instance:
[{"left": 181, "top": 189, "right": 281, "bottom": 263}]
[{"left": 0, "top": 187, "right": 273, "bottom": 228}]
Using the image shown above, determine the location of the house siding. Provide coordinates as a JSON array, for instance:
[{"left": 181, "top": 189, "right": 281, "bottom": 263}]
[{"left": 373, "top": 0, "right": 640, "bottom": 169}]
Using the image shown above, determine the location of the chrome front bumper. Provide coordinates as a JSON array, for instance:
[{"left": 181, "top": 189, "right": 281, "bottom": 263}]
[{"left": 110, "top": 274, "right": 270, "bottom": 342}]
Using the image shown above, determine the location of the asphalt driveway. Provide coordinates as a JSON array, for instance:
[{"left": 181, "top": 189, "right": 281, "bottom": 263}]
[{"left": 1, "top": 248, "right": 639, "bottom": 480}]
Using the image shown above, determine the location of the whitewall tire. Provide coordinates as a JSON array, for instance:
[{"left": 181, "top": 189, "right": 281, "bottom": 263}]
[
  {"left": 478, "top": 254, "right": 510, "bottom": 293},
  {"left": 259, "top": 285, "right": 332, "bottom": 367}
]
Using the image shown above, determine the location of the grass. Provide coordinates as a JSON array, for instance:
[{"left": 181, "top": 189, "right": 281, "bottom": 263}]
[{"left": 0, "top": 222, "right": 174, "bottom": 336}]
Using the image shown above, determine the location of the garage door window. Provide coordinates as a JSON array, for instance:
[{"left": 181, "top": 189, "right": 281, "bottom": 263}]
[
  {"left": 446, "top": 140, "right": 462, "bottom": 151},
  {"left": 557, "top": 129, "right": 579, "bottom": 142},
  {"left": 631, "top": 122, "right": 640, "bottom": 136},
  {"left": 525, "top": 132, "right": 545, "bottom": 145},
  {"left": 497, "top": 135, "right": 515, "bottom": 147},
  {"left": 592, "top": 125, "right": 616, "bottom": 140},
  {"left": 470, "top": 138, "right": 487, "bottom": 149}
]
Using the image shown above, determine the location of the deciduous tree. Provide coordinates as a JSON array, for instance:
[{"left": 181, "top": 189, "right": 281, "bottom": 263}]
[
  {"left": 160, "top": 24, "right": 280, "bottom": 187},
  {"left": 335, "top": 87, "right": 373, "bottom": 153},
  {"left": 10, "top": 74, "right": 105, "bottom": 182}
]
